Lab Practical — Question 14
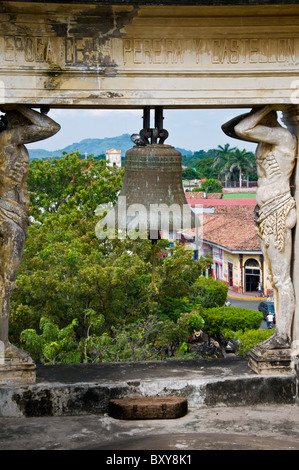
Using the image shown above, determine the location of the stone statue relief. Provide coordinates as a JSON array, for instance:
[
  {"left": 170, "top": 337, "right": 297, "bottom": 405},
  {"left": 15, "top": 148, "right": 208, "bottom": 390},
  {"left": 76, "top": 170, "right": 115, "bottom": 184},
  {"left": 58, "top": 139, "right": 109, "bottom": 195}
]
[
  {"left": 0, "top": 105, "right": 60, "bottom": 363},
  {"left": 222, "top": 105, "right": 297, "bottom": 350}
]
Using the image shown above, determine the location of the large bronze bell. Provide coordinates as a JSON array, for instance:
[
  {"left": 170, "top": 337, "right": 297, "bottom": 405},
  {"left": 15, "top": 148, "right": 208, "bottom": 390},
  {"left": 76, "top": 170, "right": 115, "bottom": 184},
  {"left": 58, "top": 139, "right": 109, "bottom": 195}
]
[{"left": 100, "top": 107, "right": 196, "bottom": 240}]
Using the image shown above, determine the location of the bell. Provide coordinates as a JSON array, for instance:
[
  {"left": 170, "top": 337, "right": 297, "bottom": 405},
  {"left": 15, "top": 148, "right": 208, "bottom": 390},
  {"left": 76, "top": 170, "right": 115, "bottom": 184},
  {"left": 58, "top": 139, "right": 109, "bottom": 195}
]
[{"left": 98, "top": 107, "right": 197, "bottom": 240}]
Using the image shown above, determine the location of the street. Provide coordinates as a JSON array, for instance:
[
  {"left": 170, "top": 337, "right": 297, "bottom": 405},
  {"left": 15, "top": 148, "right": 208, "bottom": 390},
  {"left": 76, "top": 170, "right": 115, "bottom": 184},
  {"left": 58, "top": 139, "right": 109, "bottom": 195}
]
[{"left": 228, "top": 298, "right": 259, "bottom": 310}]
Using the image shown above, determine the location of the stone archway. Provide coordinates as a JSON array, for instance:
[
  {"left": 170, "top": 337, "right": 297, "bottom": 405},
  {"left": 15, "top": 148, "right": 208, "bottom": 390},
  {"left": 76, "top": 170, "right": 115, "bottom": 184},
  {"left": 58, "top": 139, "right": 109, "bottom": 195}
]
[
  {"left": 1, "top": 0, "right": 299, "bottom": 380},
  {"left": 244, "top": 258, "right": 260, "bottom": 293}
]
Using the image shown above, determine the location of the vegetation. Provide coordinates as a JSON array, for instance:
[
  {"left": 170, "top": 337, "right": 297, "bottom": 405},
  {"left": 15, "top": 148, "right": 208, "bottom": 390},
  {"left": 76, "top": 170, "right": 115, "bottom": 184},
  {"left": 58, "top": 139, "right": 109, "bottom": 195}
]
[
  {"left": 29, "top": 135, "right": 257, "bottom": 184},
  {"left": 182, "top": 167, "right": 200, "bottom": 180},
  {"left": 231, "top": 329, "right": 275, "bottom": 357},
  {"left": 201, "top": 307, "right": 263, "bottom": 338},
  {"left": 181, "top": 144, "right": 257, "bottom": 184},
  {"left": 198, "top": 179, "right": 223, "bottom": 193},
  {"left": 11, "top": 151, "right": 266, "bottom": 363}
]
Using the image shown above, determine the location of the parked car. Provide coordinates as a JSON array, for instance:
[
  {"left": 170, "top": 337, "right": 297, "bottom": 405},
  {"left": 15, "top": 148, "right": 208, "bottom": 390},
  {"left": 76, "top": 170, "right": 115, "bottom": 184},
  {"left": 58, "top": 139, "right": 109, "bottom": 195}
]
[{"left": 258, "top": 300, "right": 275, "bottom": 320}]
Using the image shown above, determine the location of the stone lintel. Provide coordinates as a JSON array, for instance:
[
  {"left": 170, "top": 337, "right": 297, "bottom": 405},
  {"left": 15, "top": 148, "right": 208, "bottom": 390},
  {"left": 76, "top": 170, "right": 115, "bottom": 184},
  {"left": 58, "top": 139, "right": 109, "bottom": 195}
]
[{"left": 1, "top": 3, "right": 299, "bottom": 108}]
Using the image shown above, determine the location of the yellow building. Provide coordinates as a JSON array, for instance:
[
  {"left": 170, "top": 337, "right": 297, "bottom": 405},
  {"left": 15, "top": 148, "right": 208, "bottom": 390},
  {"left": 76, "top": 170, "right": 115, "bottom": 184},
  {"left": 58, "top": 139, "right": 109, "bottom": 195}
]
[
  {"left": 203, "top": 213, "right": 273, "bottom": 297},
  {"left": 222, "top": 251, "right": 272, "bottom": 297}
]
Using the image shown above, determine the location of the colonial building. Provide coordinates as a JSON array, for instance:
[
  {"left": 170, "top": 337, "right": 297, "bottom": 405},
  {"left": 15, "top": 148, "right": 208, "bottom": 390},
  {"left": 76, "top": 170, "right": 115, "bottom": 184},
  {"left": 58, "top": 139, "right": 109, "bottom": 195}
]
[
  {"left": 179, "top": 199, "right": 273, "bottom": 297},
  {"left": 106, "top": 148, "right": 122, "bottom": 167}
]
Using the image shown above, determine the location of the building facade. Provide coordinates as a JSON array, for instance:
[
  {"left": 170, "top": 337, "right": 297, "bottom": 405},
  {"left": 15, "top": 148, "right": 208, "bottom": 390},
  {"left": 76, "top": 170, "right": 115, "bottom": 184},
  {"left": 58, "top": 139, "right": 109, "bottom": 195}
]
[
  {"left": 106, "top": 149, "right": 122, "bottom": 167},
  {"left": 179, "top": 206, "right": 273, "bottom": 297}
]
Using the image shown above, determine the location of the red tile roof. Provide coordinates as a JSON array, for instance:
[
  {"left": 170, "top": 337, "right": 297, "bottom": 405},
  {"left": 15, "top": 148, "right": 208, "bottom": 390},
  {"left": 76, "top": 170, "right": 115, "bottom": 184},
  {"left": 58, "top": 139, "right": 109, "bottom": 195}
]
[
  {"left": 187, "top": 198, "right": 256, "bottom": 206},
  {"left": 201, "top": 213, "right": 260, "bottom": 251},
  {"left": 180, "top": 210, "right": 261, "bottom": 252}
]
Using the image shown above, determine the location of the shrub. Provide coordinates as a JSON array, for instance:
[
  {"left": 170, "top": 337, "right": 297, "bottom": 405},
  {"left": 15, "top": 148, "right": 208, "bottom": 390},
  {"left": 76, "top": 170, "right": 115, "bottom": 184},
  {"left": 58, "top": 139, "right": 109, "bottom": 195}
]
[
  {"left": 232, "top": 329, "right": 275, "bottom": 356},
  {"left": 20, "top": 317, "right": 81, "bottom": 364},
  {"left": 193, "top": 277, "right": 228, "bottom": 308},
  {"left": 177, "top": 310, "right": 205, "bottom": 333},
  {"left": 199, "top": 179, "right": 223, "bottom": 193},
  {"left": 201, "top": 306, "right": 263, "bottom": 338}
]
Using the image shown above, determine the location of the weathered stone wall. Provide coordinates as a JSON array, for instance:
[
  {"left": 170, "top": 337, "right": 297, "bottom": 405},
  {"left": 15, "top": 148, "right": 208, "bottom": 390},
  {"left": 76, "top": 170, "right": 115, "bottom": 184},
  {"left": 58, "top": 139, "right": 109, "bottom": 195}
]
[{"left": 0, "top": 361, "right": 297, "bottom": 417}]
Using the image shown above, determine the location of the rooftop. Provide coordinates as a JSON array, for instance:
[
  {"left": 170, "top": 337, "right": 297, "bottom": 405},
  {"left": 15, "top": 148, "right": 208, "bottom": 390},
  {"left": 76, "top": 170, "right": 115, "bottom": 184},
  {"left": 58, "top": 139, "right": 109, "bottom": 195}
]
[
  {"left": 106, "top": 148, "right": 121, "bottom": 153},
  {"left": 202, "top": 213, "right": 260, "bottom": 252},
  {"left": 181, "top": 207, "right": 260, "bottom": 252},
  {"left": 187, "top": 198, "right": 256, "bottom": 206}
]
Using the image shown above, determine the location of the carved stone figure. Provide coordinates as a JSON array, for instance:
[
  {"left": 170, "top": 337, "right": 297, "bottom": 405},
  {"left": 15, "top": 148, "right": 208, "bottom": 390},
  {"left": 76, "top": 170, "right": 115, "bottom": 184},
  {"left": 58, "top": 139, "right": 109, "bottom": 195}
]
[
  {"left": 0, "top": 105, "right": 60, "bottom": 363},
  {"left": 222, "top": 105, "right": 297, "bottom": 350}
]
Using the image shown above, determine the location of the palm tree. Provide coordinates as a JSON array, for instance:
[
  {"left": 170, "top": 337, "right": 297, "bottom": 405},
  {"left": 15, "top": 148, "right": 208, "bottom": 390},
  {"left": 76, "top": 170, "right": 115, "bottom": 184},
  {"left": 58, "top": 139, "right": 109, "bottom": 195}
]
[
  {"left": 212, "top": 144, "right": 237, "bottom": 187},
  {"left": 228, "top": 148, "right": 256, "bottom": 187}
]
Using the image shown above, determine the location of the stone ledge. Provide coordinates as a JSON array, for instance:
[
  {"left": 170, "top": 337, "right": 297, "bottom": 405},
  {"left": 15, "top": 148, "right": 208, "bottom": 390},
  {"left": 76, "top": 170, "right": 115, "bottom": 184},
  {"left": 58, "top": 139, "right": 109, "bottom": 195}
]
[
  {"left": 248, "top": 348, "right": 295, "bottom": 375},
  {"left": 9, "top": 1, "right": 299, "bottom": 5},
  {"left": 0, "top": 363, "right": 36, "bottom": 386},
  {"left": 0, "top": 373, "right": 296, "bottom": 418}
]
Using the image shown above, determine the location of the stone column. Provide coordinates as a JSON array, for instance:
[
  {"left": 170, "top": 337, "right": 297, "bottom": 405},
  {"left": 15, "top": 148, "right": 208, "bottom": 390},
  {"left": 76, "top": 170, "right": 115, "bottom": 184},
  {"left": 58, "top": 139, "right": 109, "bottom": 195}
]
[
  {"left": 259, "top": 254, "right": 264, "bottom": 297},
  {"left": 248, "top": 106, "right": 299, "bottom": 375},
  {"left": 0, "top": 106, "right": 60, "bottom": 385},
  {"left": 239, "top": 254, "right": 243, "bottom": 294}
]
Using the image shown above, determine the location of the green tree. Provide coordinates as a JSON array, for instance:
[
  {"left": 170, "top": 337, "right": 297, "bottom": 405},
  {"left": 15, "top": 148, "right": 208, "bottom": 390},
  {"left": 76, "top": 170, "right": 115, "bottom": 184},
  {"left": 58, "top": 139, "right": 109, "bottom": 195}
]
[
  {"left": 201, "top": 306, "right": 263, "bottom": 355},
  {"left": 191, "top": 277, "right": 228, "bottom": 308},
  {"left": 212, "top": 143, "right": 236, "bottom": 183},
  {"left": 11, "top": 151, "right": 262, "bottom": 364},
  {"left": 27, "top": 151, "right": 123, "bottom": 221},
  {"left": 227, "top": 148, "right": 256, "bottom": 185},
  {"left": 11, "top": 226, "right": 156, "bottom": 339},
  {"left": 195, "top": 158, "right": 218, "bottom": 180},
  {"left": 154, "top": 244, "right": 210, "bottom": 321},
  {"left": 182, "top": 167, "right": 200, "bottom": 180},
  {"left": 232, "top": 329, "right": 274, "bottom": 357},
  {"left": 83, "top": 311, "right": 205, "bottom": 363},
  {"left": 10, "top": 153, "right": 130, "bottom": 340},
  {"left": 20, "top": 317, "right": 81, "bottom": 364},
  {"left": 199, "top": 178, "right": 223, "bottom": 193},
  {"left": 201, "top": 306, "right": 262, "bottom": 335}
]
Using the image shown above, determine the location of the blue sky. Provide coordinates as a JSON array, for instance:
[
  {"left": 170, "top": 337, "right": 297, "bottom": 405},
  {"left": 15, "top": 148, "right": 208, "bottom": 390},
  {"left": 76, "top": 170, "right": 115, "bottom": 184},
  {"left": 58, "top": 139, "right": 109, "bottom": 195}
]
[{"left": 27, "top": 108, "right": 259, "bottom": 153}]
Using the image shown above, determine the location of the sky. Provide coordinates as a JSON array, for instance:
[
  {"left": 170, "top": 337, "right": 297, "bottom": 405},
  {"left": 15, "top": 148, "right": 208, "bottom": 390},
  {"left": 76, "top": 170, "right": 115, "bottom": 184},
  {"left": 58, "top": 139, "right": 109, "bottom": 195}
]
[{"left": 27, "top": 108, "right": 259, "bottom": 154}]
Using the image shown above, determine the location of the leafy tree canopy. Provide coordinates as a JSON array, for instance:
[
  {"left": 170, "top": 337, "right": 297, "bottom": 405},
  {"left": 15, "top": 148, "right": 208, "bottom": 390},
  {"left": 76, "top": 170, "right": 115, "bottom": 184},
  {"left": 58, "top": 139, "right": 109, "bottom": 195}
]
[
  {"left": 199, "top": 179, "right": 223, "bottom": 193},
  {"left": 183, "top": 144, "right": 257, "bottom": 182},
  {"left": 11, "top": 152, "right": 214, "bottom": 349},
  {"left": 10, "top": 151, "right": 262, "bottom": 363},
  {"left": 28, "top": 151, "right": 123, "bottom": 221},
  {"left": 182, "top": 167, "right": 200, "bottom": 180}
]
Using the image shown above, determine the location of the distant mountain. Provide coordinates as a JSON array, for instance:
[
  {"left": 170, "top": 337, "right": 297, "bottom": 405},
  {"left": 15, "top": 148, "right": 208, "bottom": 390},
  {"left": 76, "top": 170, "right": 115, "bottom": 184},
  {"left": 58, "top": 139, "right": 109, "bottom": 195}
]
[
  {"left": 28, "top": 134, "right": 194, "bottom": 160},
  {"left": 28, "top": 134, "right": 132, "bottom": 159}
]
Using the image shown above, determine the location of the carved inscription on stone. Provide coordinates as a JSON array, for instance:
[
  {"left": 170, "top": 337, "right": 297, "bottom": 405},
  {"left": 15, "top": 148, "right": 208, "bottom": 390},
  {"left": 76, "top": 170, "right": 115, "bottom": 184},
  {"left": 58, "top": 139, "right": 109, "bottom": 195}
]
[
  {"left": 123, "top": 39, "right": 184, "bottom": 65},
  {"left": 209, "top": 38, "right": 296, "bottom": 65},
  {"left": 64, "top": 38, "right": 115, "bottom": 66},
  {"left": 1, "top": 35, "right": 115, "bottom": 68},
  {"left": 4, "top": 35, "right": 55, "bottom": 63},
  {"left": 0, "top": 35, "right": 298, "bottom": 70},
  {"left": 123, "top": 38, "right": 297, "bottom": 67}
]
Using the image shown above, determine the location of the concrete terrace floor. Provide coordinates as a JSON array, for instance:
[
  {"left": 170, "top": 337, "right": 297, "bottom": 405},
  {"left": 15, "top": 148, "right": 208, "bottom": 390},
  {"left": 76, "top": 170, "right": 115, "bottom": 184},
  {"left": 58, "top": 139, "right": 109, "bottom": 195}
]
[
  {"left": 1, "top": 403, "right": 299, "bottom": 451},
  {"left": 0, "top": 357, "right": 299, "bottom": 451}
]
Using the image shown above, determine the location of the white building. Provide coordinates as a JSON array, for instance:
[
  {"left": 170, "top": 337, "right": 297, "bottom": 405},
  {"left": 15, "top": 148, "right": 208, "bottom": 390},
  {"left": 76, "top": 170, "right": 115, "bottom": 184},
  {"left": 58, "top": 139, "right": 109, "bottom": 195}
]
[{"left": 106, "top": 148, "right": 122, "bottom": 167}]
